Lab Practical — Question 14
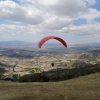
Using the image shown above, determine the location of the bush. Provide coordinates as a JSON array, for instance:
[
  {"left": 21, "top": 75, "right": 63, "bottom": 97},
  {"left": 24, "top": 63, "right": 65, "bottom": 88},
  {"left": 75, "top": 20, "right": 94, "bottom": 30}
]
[
  {"left": 0, "top": 74, "right": 3, "bottom": 79},
  {"left": 19, "top": 73, "right": 50, "bottom": 82},
  {"left": 48, "top": 73, "right": 60, "bottom": 81},
  {"left": 72, "top": 61, "right": 91, "bottom": 68},
  {"left": 29, "top": 70, "right": 34, "bottom": 74}
]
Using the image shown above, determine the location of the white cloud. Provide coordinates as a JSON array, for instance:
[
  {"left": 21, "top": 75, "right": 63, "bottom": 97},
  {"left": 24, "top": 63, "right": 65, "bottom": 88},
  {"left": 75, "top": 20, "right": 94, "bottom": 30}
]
[
  {"left": 35, "top": 22, "right": 100, "bottom": 38},
  {"left": 60, "top": 23, "right": 100, "bottom": 37},
  {"left": 34, "top": 0, "right": 87, "bottom": 17},
  {"left": 1, "top": 22, "right": 100, "bottom": 38},
  {"left": 0, "top": 0, "right": 100, "bottom": 39},
  {"left": 41, "top": 16, "right": 72, "bottom": 30},
  {"left": 0, "top": 0, "right": 44, "bottom": 25},
  {"left": 0, "top": 24, "right": 36, "bottom": 34},
  {"left": 79, "top": 8, "right": 100, "bottom": 23},
  {"left": 84, "top": 0, "right": 96, "bottom": 5}
]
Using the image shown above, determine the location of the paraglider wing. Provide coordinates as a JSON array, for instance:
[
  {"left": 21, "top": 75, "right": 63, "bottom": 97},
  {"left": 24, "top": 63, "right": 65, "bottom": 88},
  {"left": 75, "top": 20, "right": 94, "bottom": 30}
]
[
  {"left": 38, "top": 36, "right": 67, "bottom": 48},
  {"left": 54, "top": 37, "right": 67, "bottom": 48}
]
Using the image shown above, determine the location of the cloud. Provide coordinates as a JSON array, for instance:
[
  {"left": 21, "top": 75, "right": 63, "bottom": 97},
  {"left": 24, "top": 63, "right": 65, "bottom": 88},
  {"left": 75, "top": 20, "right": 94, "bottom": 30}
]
[
  {"left": 79, "top": 8, "right": 100, "bottom": 23},
  {"left": 0, "top": 24, "right": 36, "bottom": 34},
  {"left": 1, "top": 22, "right": 100, "bottom": 38},
  {"left": 63, "top": 23, "right": 100, "bottom": 36},
  {"left": 0, "top": 0, "right": 44, "bottom": 25},
  {"left": 34, "top": 0, "right": 87, "bottom": 17},
  {"left": 0, "top": 0, "right": 100, "bottom": 39},
  {"left": 84, "top": 0, "right": 96, "bottom": 5},
  {"left": 40, "top": 16, "right": 72, "bottom": 30}
]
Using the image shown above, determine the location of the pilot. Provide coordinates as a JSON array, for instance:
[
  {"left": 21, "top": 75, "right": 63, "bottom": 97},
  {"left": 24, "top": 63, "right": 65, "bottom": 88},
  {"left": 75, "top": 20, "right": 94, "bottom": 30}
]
[{"left": 51, "top": 62, "right": 54, "bottom": 67}]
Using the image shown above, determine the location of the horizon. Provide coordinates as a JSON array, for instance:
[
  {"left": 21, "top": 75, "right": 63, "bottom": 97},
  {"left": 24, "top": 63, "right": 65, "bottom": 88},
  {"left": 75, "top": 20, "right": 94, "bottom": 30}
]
[
  {"left": 0, "top": 40, "right": 100, "bottom": 45},
  {"left": 0, "top": 0, "right": 100, "bottom": 44}
]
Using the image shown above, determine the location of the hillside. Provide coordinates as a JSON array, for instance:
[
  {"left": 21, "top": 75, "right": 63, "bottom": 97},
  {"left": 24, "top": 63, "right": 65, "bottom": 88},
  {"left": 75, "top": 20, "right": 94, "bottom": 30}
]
[
  {"left": 0, "top": 43, "right": 100, "bottom": 100},
  {"left": 0, "top": 73, "right": 100, "bottom": 100}
]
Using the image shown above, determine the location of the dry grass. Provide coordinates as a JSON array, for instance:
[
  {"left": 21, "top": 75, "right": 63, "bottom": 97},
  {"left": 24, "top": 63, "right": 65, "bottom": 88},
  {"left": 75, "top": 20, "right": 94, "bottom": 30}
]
[{"left": 0, "top": 73, "right": 100, "bottom": 100}]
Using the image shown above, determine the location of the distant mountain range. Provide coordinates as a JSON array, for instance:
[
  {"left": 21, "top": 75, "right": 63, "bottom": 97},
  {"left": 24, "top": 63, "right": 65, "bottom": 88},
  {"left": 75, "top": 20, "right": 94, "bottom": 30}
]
[
  {"left": 0, "top": 40, "right": 100, "bottom": 49},
  {"left": 0, "top": 40, "right": 36, "bottom": 47},
  {"left": 70, "top": 43, "right": 100, "bottom": 47}
]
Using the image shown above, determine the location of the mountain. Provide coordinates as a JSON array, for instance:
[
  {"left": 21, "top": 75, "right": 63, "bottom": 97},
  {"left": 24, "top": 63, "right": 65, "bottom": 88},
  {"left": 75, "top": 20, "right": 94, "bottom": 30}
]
[
  {"left": 0, "top": 41, "right": 67, "bottom": 47},
  {"left": 66, "top": 43, "right": 100, "bottom": 52},
  {"left": 69, "top": 43, "right": 100, "bottom": 47},
  {"left": 0, "top": 40, "right": 37, "bottom": 47},
  {"left": 0, "top": 41, "right": 100, "bottom": 49}
]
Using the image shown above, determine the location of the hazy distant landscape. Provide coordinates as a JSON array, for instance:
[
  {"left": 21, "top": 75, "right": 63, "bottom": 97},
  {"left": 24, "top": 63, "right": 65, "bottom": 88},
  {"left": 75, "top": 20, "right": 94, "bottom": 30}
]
[
  {"left": 0, "top": 40, "right": 100, "bottom": 79},
  {"left": 0, "top": 41, "right": 100, "bottom": 100}
]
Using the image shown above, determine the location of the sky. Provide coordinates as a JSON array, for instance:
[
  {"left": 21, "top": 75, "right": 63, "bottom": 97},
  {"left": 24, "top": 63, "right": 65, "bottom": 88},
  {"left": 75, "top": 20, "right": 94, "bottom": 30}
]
[{"left": 0, "top": 0, "right": 100, "bottom": 45}]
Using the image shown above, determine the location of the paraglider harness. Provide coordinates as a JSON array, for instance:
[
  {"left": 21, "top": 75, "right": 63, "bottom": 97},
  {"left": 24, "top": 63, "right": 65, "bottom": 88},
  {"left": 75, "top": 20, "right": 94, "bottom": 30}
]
[{"left": 51, "top": 62, "right": 54, "bottom": 67}]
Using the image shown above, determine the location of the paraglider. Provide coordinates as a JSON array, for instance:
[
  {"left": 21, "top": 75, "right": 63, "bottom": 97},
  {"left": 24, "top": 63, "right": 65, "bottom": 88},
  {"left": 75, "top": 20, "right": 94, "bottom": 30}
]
[
  {"left": 38, "top": 36, "right": 67, "bottom": 67},
  {"left": 38, "top": 36, "right": 67, "bottom": 48},
  {"left": 51, "top": 62, "right": 54, "bottom": 67}
]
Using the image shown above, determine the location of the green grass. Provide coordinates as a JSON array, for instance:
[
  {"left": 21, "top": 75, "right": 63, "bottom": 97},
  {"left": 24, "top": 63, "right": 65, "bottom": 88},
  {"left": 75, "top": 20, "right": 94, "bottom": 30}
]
[{"left": 0, "top": 73, "right": 100, "bottom": 100}]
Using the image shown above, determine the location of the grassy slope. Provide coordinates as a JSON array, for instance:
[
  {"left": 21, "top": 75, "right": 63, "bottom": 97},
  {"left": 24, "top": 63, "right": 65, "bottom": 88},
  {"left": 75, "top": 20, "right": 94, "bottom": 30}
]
[{"left": 0, "top": 73, "right": 100, "bottom": 100}]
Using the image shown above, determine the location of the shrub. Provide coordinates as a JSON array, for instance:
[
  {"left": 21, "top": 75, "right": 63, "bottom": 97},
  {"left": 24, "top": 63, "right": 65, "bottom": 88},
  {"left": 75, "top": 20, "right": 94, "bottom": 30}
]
[
  {"left": 0, "top": 74, "right": 3, "bottom": 79},
  {"left": 29, "top": 70, "right": 34, "bottom": 74}
]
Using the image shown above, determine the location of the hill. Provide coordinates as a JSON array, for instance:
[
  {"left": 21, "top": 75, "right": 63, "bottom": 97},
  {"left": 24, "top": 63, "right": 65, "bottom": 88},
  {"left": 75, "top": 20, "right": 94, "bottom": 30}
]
[
  {"left": 0, "top": 73, "right": 100, "bottom": 100},
  {"left": 0, "top": 40, "right": 36, "bottom": 47},
  {"left": 0, "top": 40, "right": 100, "bottom": 48}
]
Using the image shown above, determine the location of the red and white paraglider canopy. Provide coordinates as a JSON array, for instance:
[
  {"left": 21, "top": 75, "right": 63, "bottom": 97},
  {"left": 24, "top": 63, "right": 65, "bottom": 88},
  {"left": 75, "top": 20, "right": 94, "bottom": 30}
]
[{"left": 38, "top": 36, "right": 67, "bottom": 48}]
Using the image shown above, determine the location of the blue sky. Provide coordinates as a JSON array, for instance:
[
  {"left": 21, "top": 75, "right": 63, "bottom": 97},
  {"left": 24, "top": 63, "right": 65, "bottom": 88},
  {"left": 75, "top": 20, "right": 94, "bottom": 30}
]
[{"left": 0, "top": 0, "right": 100, "bottom": 44}]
